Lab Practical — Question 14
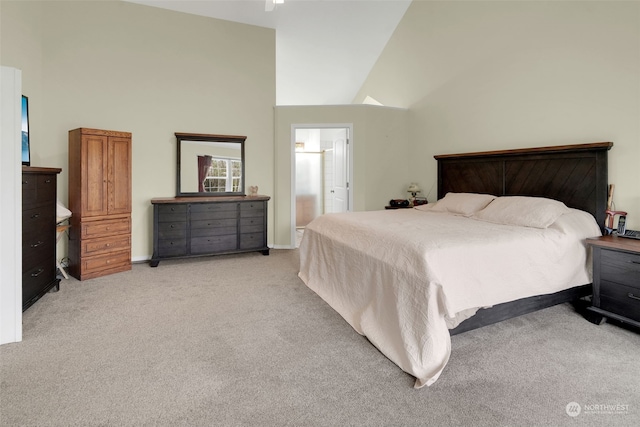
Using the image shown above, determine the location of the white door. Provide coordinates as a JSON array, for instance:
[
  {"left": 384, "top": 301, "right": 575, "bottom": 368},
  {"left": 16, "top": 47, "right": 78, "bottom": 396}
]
[{"left": 331, "top": 134, "right": 349, "bottom": 213}]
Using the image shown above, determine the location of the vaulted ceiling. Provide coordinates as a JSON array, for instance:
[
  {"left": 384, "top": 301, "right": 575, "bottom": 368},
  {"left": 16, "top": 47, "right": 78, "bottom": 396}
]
[{"left": 124, "top": 0, "right": 411, "bottom": 105}]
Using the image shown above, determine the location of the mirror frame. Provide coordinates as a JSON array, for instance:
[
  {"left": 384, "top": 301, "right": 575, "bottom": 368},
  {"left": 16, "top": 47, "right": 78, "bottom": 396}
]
[{"left": 176, "top": 132, "right": 246, "bottom": 197}]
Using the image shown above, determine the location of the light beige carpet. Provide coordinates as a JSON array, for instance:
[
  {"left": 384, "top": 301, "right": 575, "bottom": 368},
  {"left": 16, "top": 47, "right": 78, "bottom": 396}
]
[{"left": 1, "top": 249, "right": 639, "bottom": 426}]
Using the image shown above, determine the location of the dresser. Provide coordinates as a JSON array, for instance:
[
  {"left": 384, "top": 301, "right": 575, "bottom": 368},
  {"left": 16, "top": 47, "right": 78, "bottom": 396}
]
[
  {"left": 22, "top": 166, "right": 61, "bottom": 310},
  {"left": 150, "top": 196, "right": 270, "bottom": 267},
  {"left": 68, "top": 128, "right": 132, "bottom": 280},
  {"left": 586, "top": 236, "right": 640, "bottom": 329}
]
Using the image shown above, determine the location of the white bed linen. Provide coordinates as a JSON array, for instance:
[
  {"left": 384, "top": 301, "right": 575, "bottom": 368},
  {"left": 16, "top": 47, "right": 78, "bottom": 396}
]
[{"left": 298, "top": 208, "right": 601, "bottom": 388}]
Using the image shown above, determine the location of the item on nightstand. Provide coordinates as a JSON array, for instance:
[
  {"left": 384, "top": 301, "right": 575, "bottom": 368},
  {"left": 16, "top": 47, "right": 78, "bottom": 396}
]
[
  {"left": 248, "top": 185, "right": 259, "bottom": 197},
  {"left": 389, "top": 199, "right": 410, "bottom": 208},
  {"left": 604, "top": 209, "right": 627, "bottom": 235},
  {"left": 413, "top": 197, "right": 428, "bottom": 206}
]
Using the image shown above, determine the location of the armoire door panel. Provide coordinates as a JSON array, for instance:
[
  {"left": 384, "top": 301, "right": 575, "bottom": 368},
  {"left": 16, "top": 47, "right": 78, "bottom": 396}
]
[
  {"left": 82, "top": 135, "right": 108, "bottom": 217},
  {"left": 108, "top": 137, "right": 132, "bottom": 214}
]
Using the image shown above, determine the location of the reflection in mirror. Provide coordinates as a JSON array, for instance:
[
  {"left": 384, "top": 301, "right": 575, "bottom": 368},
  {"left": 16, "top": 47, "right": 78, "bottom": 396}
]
[{"left": 176, "top": 133, "right": 246, "bottom": 196}]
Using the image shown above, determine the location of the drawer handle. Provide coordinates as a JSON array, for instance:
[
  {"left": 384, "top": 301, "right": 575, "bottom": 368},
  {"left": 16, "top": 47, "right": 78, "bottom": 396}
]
[
  {"left": 31, "top": 268, "right": 44, "bottom": 277},
  {"left": 45, "top": 179, "right": 52, "bottom": 183},
  {"left": 22, "top": 180, "right": 29, "bottom": 185},
  {"left": 628, "top": 293, "right": 640, "bottom": 302},
  {"left": 30, "top": 241, "right": 44, "bottom": 248},
  {"left": 31, "top": 213, "right": 40, "bottom": 219},
  {"left": 630, "top": 260, "right": 640, "bottom": 265},
  {"left": 170, "top": 224, "right": 175, "bottom": 228}
]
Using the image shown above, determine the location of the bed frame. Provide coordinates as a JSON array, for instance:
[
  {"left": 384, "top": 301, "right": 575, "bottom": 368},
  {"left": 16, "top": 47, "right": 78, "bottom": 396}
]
[{"left": 434, "top": 142, "right": 613, "bottom": 335}]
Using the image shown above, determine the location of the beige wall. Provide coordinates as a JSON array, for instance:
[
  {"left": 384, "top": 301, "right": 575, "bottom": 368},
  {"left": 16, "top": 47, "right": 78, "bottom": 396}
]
[
  {"left": 355, "top": 0, "right": 640, "bottom": 228},
  {"left": 274, "top": 105, "right": 409, "bottom": 247},
  {"left": 1, "top": 0, "right": 275, "bottom": 260}
]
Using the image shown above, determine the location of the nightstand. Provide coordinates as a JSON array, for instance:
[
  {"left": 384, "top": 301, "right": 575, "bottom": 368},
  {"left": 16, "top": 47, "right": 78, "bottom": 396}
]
[
  {"left": 385, "top": 205, "right": 412, "bottom": 210},
  {"left": 586, "top": 235, "right": 640, "bottom": 329}
]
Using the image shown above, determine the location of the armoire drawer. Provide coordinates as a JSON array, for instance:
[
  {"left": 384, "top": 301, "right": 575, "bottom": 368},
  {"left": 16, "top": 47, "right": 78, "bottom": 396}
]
[
  {"left": 81, "top": 235, "right": 131, "bottom": 257},
  {"left": 81, "top": 217, "right": 131, "bottom": 239},
  {"left": 81, "top": 250, "right": 131, "bottom": 275}
]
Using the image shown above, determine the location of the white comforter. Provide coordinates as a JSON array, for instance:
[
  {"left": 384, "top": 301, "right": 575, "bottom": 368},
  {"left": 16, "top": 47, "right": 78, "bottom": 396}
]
[{"left": 298, "top": 208, "right": 600, "bottom": 387}]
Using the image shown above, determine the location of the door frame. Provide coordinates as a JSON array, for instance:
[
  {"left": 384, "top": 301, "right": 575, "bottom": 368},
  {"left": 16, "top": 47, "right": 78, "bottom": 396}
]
[{"left": 290, "top": 123, "right": 353, "bottom": 248}]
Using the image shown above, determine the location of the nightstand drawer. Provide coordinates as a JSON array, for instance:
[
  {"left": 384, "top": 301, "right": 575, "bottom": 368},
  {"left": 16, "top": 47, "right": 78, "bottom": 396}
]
[
  {"left": 601, "top": 249, "right": 640, "bottom": 289},
  {"left": 600, "top": 280, "right": 640, "bottom": 323}
]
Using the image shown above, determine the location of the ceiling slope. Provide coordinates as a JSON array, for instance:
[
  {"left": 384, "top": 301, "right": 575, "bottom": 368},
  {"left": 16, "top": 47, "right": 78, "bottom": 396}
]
[{"left": 125, "top": 0, "right": 411, "bottom": 105}]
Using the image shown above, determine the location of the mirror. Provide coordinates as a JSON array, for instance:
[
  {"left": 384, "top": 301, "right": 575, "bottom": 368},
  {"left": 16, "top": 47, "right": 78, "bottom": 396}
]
[{"left": 176, "top": 132, "right": 246, "bottom": 197}]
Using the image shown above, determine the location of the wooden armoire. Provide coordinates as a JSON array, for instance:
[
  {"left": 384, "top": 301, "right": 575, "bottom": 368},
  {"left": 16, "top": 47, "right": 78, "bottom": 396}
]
[{"left": 68, "top": 128, "right": 132, "bottom": 280}]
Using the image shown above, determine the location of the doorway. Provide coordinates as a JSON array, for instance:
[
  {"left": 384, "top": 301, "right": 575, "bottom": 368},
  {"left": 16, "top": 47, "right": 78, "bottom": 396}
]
[{"left": 292, "top": 125, "right": 352, "bottom": 247}]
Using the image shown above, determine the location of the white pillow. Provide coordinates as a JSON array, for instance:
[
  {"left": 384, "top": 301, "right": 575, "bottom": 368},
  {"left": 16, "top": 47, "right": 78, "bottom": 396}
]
[
  {"left": 472, "top": 196, "right": 570, "bottom": 229},
  {"left": 425, "top": 192, "right": 496, "bottom": 216}
]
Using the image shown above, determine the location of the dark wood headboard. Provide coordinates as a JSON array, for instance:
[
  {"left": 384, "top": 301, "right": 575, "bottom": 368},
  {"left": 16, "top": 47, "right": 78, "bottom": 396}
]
[{"left": 435, "top": 142, "right": 613, "bottom": 229}]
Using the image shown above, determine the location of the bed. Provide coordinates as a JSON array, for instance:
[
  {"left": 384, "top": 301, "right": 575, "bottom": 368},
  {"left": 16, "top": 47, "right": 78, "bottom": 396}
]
[{"left": 298, "top": 142, "right": 612, "bottom": 388}]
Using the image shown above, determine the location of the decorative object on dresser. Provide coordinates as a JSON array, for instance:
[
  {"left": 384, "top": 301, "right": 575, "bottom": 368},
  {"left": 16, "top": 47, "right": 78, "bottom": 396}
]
[
  {"left": 67, "top": 128, "right": 132, "bottom": 280},
  {"left": 150, "top": 196, "right": 270, "bottom": 267},
  {"left": 22, "top": 166, "right": 61, "bottom": 310},
  {"left": 586, "top": 236, "right": 640, "bottom": 329}
]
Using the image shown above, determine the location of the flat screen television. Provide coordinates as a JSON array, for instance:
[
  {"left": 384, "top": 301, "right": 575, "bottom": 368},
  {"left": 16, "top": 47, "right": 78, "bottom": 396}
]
[{"left": 22, "top": 95, "right": 30, "bottom": 166}]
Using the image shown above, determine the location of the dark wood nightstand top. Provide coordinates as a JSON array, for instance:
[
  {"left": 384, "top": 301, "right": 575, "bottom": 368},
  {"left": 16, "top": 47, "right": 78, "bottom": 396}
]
[{"left": 587, "top": 235, "right": 640, "bottom": 253}]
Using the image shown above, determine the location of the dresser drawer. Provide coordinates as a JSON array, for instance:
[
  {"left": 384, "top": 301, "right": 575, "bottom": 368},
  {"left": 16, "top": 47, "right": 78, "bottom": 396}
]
[
  {"left": 240, "top": 201, "right": 265, "bottom": 218},
  {"left": 157, "top": 204, "right": 187, "bottom": 222},
  {"left": 601, "top": 249, "right": 640, "bottom": 289},
  {"left": 22, "top": 258, "right": 56, "bottom": 305},
  {"left": 157, "top": 221, "right": 187, "bottom": 239},
  {"left": 191, "top": 206, "right": 237, "bottom": 221},
  {"left": 81, "top": 217, "right": 131, "bottom": 239},
  {"left": 35, "top": 174, "right": 57, "bottom": 203},
  {"left": 22, "top": 176, "right": 37, "bottom": 207},
  {"left": 22, "top": 237, "right": 54, "bottom": 271},
  {"left": 158, "top": 239, "right": 188, "bottom": 257},
  {"left": 240, "top": 217, "right": 264, "bottom": 233},
  {"left": 22, "top": 206, "right": 55, "bottom": 239},
  {"left": 81, "top": 235, "right": 131, "bottom": 257},
  {"left": 191, "top": 203, "right": 236, "bottom": 214},
  {"left": 600, "top": 280, "right": 640, "bottom": 323},
  {"left": 191, "top": 235, "right": 237, "bottom": 254},
  {"left": 191, "top": 218, "right": 237, "bottom": 237},
  {"left": 22, "top": 173, "right": 57, "bottom": 207},
  {"left": 82, "top": 250, "right": 131, "bottom": 274},
  {"left": 240, "top": 232, "right": 266, "bottom": 250}
]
